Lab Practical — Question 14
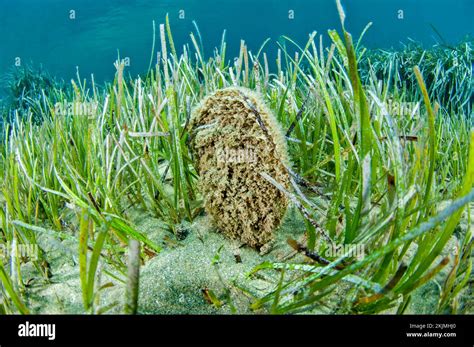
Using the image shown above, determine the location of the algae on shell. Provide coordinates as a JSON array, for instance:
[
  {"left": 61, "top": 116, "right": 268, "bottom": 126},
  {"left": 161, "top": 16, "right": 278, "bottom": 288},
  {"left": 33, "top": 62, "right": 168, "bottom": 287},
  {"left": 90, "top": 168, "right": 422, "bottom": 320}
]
[{"left": 190, "top": 87, "right": 290, "bottom": 249}]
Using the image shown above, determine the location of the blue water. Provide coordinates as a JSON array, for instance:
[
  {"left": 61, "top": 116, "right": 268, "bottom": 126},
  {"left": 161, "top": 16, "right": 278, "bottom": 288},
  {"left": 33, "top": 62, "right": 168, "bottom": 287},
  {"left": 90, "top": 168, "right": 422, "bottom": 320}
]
[{"left": 0, "top": 0, "right": 473, "bottom": 87}]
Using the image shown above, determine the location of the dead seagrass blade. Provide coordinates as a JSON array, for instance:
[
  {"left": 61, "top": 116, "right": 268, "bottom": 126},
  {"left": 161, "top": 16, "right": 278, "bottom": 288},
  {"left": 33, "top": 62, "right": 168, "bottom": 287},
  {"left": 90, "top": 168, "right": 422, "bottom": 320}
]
[{"left": 190, "top": 87, "right": 290, "bottom": 249}]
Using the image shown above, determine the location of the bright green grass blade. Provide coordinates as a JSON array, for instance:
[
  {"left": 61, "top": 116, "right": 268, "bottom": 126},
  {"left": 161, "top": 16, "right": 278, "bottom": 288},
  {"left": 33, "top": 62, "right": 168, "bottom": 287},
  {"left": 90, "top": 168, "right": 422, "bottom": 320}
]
[
  {"left": 0, "top": 263, "right": 29, "bottom": 314},
  {"left": 396, "top": 130, "right": 474, "bottom": 292},
  {"left": 414, "top": 66, "right": 437, "bottom": 210},
  {"left": 86, "top": 225, "right": 108, "bottom": 310},
  {"left": 79, "top": 208, "right": 89, "bottom": 310}
]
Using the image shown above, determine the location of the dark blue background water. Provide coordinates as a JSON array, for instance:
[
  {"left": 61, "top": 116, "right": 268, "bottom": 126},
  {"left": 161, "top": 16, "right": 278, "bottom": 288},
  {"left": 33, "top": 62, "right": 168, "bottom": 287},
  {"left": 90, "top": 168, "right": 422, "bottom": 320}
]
[{"left": 0, "top": 0, "right": 473, "bottom": 88}]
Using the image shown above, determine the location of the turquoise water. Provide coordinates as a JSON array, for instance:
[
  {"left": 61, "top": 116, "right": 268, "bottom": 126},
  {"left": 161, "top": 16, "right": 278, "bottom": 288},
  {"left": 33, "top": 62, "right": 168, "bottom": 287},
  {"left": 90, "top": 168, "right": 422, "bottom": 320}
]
[{"left": 0, "top": 0, "right": 473, "bottom": 86}]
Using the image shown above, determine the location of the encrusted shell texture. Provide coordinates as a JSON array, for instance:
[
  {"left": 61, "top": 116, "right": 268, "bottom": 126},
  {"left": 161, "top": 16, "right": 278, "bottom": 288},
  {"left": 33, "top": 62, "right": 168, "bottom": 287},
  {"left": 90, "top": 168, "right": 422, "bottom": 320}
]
[{"left": 190, "top": 87, "right": 290, "bottom": 249}]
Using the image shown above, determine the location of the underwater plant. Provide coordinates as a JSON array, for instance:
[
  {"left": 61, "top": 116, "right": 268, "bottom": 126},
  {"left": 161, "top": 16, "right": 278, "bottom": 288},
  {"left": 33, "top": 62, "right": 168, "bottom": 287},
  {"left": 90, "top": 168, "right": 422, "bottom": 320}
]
[
  {"left": 358, "top": 40, "right": 473, "bottom": 115},
  {"left": 190, "top": 87, "right": 290, "bottom": 249},
  {"left": 0, "top": 3, "right": 472, "bottom": 316},
  {"left": 0, "top": 65, "right": 67, "bottom": 125}
]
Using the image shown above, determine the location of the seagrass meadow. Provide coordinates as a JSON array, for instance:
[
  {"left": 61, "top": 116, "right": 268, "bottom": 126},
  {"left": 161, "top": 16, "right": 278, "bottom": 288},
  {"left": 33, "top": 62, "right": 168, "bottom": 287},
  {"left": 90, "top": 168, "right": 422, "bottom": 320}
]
[{"left": 0, "top": 2, "right": 473, "bottom": 315}]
